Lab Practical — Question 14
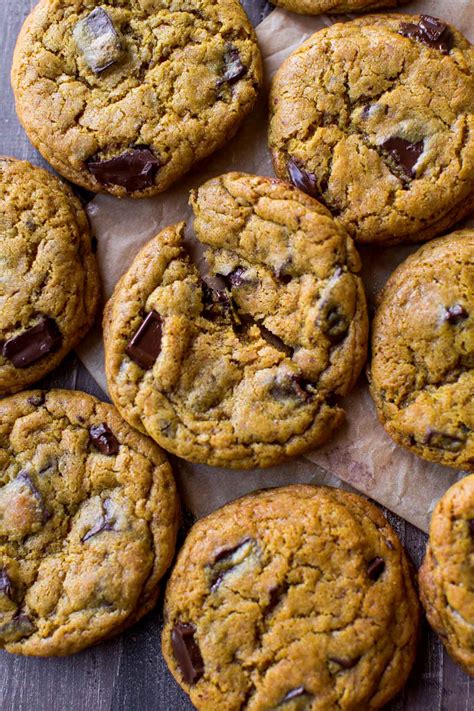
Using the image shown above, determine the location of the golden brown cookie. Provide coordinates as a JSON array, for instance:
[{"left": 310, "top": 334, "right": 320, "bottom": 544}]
[
  {"left": 104, "top": 173, "right": 368, "bottom": 468},
  {"left": 162, "top": 485, "right": 420, "bottom": 710},
  {"left": 269, "top": 14, "right": 474, "bottom": 244},
  {"left": 369, "top": 230, "right": 474, "bottom": 470},
  {"left": 0, "top": 157, "right": 100, "bottom": 396},
  {"left": 11, "top": 1, "right": 262, "bottom": 198},
  {"left": 271, "top": 0, "right": 408, "bottom": 15},
  {"left": 0, "top": 389, "right": 179, "bottom": 656},
  {"left": 419, "top": 474, "right": 474, "bottom": 676}
]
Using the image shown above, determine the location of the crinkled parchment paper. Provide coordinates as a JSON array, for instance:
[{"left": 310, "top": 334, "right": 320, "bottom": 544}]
[{"left": 77, "top": 0, "right": 473, "bottom": 531}]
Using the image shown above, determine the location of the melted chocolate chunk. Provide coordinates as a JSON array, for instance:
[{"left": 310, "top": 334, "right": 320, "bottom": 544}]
[
  {"left": 16, "top": 471, "right": 51, "bottom": 522},
  {"left": 201, "top": 280, "right": 231, "bottom": 321},
  {"left": 171, "top": 622, "right": 204, "bottom": 685},
  {"left": 126, "top": 311, "right": 163, "bottom": 369},
  {"left": 82, "top": 499, "right": 117, "bottom": 543},
  {"left": 2, "top": 318, "right": 61, "bottom": 369},
  {"left": 209, "top": 537, "right": 257, "bottom": 591},
  {"left": 399, "top": 15, "right": 453, "bottom": 54},
  {"left": 225, "top": 267, "right": 248, "bottom": 288},
  {"left": 87, "top": 148, "right": 160, "bottom": 192},
  {"left": 0, "top": 611, "right": 35, "bottom": 643},
  {"left": 469, "top": 519, "right": 474, "bottom": 536},
  {"left": 367, "top": 557, "right": 385, "bottom": 581},
  {"left": 89, "top": 423, "right": 120, "bottom": 455},
  {"left": 213, "top": 537, "right": 252, "bottom": 564},
  {"left": 424, "top": 429, "right": 464, "bottom": 452},
  {"left": 27, "top": 393, "right": 45, "bottom": 407},
  {"left": 278, "top": 687, "right": 312, "bottom": 707},
  {"left": 321, "top": 305, "right": 350, "bottom": 344},
  {"left": 329, "top": 655, "right": 360, "bottom": 670},
  {"left": 287, "top": 158, "right": 322, "bottom": 200},
  {"left": 270, "top": 375, "right": 314, "bottom": 403},
  {"left": 219, "top": 45, "right": 246, "bottom": 85},
  {"left": 73, "top": 7, "right": 123, "bottom": 73},
  {"left": 444, "top": 304, "right": 468, "bottom": 324},
  {"left": 0, "top": 568, "right": 13, "bottom": 599},
  {"left": 381, "top": 137, "right": 424, "bottom": 179}
]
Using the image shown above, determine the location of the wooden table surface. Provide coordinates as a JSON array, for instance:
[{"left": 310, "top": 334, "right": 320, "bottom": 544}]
[{"left": 0, "top": 1, "right": 472, "bottom": 709}]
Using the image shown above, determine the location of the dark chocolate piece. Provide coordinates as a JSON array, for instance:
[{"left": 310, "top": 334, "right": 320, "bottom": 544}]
[
  {"left": 329, "top": 655, "right": 360, "bottom": 670},
  {"left": 367, "top": 557, "right": 385, "bottom": 581},
  {"left": 82, "top": 499, "right": 117, "bottom": 543},
  {"left": 444, "top": 304, "right": 468, "bottom": 324},
  {"left": 225, "top": 267, "right": 248, "bottom": 288},
  {"left": 171, "top": 622, "right": 204, "bottom": 685},
  {"left": 0, "top": 568, "right": 13, "bottom": 600},
  {"left": 201, "top": 280, "right": 231, "bottom": 321},
  {"left": 2, "top": 318, "right": 61, "bottom": 369},
  {"left": 219, "top": 45, "right": 246, "bottom": 85},
  {"left": 27, "top": 393, "right": 45, "bottom": 407},
  {"left": 320, "top": 304, "right": 350, "bottom": 345},
  {"left": 0, "top": 611, "right": 35, "bottom": 643},
  {"left": 89, "top": 423, "right": 120, "bottom": 455},
  {"left": 469, "top": 519, "right": 474, "bottom": 536},
  {"left": 287, "top": 158, "right": 322, "bottom": 200},
  {"left": 16, "top": 471, "right": 51, "bottom": 522},
  {"left": 87, "top": 148, "right": 160, "bottom": 192},
  {"left": 213, "top": 537, "right": 253, "bottom": 564},
  {"left": 73, "top": 7, "right": 123, "bottom": 73},
  {"left": 424, "top": 429, "right": 464, "bottom": 452},
  {"left": 209, "top": 537, "right": 256, "bottom": 591},
  {"left": 279, "top": 687, "right": 311, "bottom": 705},
  {"left": 399, "top": 15, "right": 453, "bottom": 54},
  {"left": 381, "top": 137, "right": 424, "bottom": 179},
  {"left": 125, "top": 311, "right": 163, "bottom": 369}
]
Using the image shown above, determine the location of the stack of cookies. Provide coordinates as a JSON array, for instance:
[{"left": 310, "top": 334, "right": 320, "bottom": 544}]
[{"left": 1, "top": 0, "right": 473, "bottom": 708}]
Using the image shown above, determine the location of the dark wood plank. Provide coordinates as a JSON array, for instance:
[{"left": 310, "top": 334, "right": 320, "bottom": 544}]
[{"left": 0, "top": 1, "right": 470, "bottom": 710}]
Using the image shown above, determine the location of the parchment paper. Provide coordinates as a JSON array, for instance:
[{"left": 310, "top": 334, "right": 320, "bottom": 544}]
[{"left": 77, "top": 0, "right": 473, "bottom": 532}]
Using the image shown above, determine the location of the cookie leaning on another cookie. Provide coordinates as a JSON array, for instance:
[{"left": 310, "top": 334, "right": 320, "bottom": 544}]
[
  {"left": 162, "top": 485, "right": 420, "bottom": 710},
  {"left": 0, "top": 157, "right": 100, "bottom": 396},
  {"left": 369, "top": 230, "right": 474, "bottom": 471},
  {"left": 0, "top": 389, "right": 179, "bottom": 656},
  {"left": 104, "top": 173, "right": 368, "bottom": 469},
  {"left": 419, "top": 474, "right": 474, "bottom": 677},
  {"left": 271, "top": 0, "right": 409, "bottom": 15},
  {"left": 11, "top": 0, "right": 262, "bottom": 198},
  {"left": 269, "top": 14, "right": 474, "bottom": 245}
]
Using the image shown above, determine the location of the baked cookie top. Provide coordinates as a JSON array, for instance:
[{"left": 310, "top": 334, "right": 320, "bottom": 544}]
[
  {"left": 104, "top": 173, "right": 368, "bottom": 468},
  {"left": 269, "top": 14, "right": 474, "bottom": 245},
  {"left": 419, "top": 474, "right": 474, "bottom": 676},
  {"left": 0, "top": 389, "right": 179, "bottom": 656},
  {"left": 0, "top": 157, "right": 100, "bottom": 396},
  {"left": 11, "top": 0, "right": 262, "bottom": 198},
  {"left": 369, "top": 230, "right": 474, "bottom": 471},
  {"left": 271, "top": 0, "right": 408, "bottom": 15},
  {"left": 162, "top": 485, "right": 420, "bottom": 710}
]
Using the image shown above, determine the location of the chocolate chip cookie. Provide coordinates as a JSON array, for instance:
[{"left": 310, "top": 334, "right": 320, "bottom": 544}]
[
  {"left": 369, "top": 230, "right": 474, "bottom": 470},
  {"left": 419, "top": 474, "right": 474, "bottom": 676},
  {"left": 0, "top": 389, "right": 179, "bottom": 656},
  {"left": 104, "top": 173, "right": 368, "bottom": 468},
  {"left": 0, "top": 157, "right": 100, "bottom": 396},
  {"left": 162, "top": 484, "right": 420, "bottom": 710},
  {"left": 271, "top": 0, "right": 408, "bottom": 15},
  {"left": 11, "top": 1, "right": 262, "bottom": 198},
  {"left": 269, "top": 15, "right": 474, "bottom": 245}
]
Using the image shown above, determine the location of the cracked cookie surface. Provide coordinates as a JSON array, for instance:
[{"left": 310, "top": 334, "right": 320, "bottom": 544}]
[
  {"left": 0, "top": 389, "right": 179, "bottom": 656},
  {"left": 162, "top": 484, "right": 420, "bottom": 710},
  {"left": 271, "top": 0, "right": 408, "bottom": 15},
  {"left": 0, "top": 157, "right": 100, "bottom": 396},
  {"left": 419, "top": 474, "right": 474, "bottom": 677},
  {"left": 104, "top": 173, "right": 368, "bottom": 468},
  {"left": 269, "top": 14, "right": 474, "bottom": 244},
  {"left": 11, "top": 0, "right": 262, "bottom": 198},
  {"left": 369, "top": 230, "right": 474, "bottom": 470}
]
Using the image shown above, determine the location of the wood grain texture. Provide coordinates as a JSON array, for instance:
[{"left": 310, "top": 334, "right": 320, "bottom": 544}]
[{"left": 0, "top": 1, "right": 472, "bottom": 709}]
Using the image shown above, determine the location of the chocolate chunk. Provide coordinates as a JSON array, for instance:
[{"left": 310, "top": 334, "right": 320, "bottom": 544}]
[
  {"left": 320, "top": 304, "right": 350, "bottom": 345},
  {"left": 258, "top": 324, "right": 293, "bottom": 357},
  {"left": 219, "top": 45, "right": 246, "bottom": 85},
  {"left": 171, "top": 622, "right": 204, "bottom": 685},
  {"left": 329, "top": 655, "right": 360, "bottom": 670},
  {"left": 89, "top": 423, "right": 119, "bottom": 455},
  {"left": 381, "top": 137, "right": 424, "bottom": 179},
  {"left": 82, "top": 499, "right": 117, "bottom": 543},
  {"left": 279, "top": 687, "right": 311, "bottom": 705},
  {"left": 367, "top": 557, "right": 385, "bottom": 581},
  {"left": 469, "top": 519, "right": 474, "bottom": 536},
  {"left": 201, "top": 280, "right": 231, "bottom": 321},
  {"left": 0, "top": 568, "right": 13, "bottom": 600},
  {"left": 287, "top": 158, "right": 322, "bottom": 200},
  {"left": 399, "top": 15, "right": 453, "bottom": 54},
  {"left": 275, "top": 262, "right": 293, "bottom": 284},
  {"left": 225, "top": 267, "right": 248, "bottom": 288},
  {"left": 125, "top": 311, "right": 163, "bottom": 369},
  {"left": 444, "top": 304, "right": 468, "bottom": 324},
  {"left": 0, "top": 611, "right": 35, "bottom": 643},
  {"left": 27, "top": 393, "right": 45, "bottom": 407},
  {"left": 265, "top": 582, "right": 289, "bottom": 616},
  {"left": 73, "top": 7, "right": 123, "bottom": 73},
  {"left": 424, "top": 429, "right": 464, "bottom": 452},
  {"left": 270, "top": 375, "right": 314, "bottom": 403},
  {"left": 16, "top": 471, "right": 51, "bottom": 523},
  {"left": 209, "top": 537, "right": 257, "bottom": 591},
  {"left": 87, "top": 147, "right": 160, "bottom": 192},
  {"left": 213, "top": 537, "right": 253, "bottom": 564},
  {"left": 2, "top": 318, "right": 61, "bottom": 369}
]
